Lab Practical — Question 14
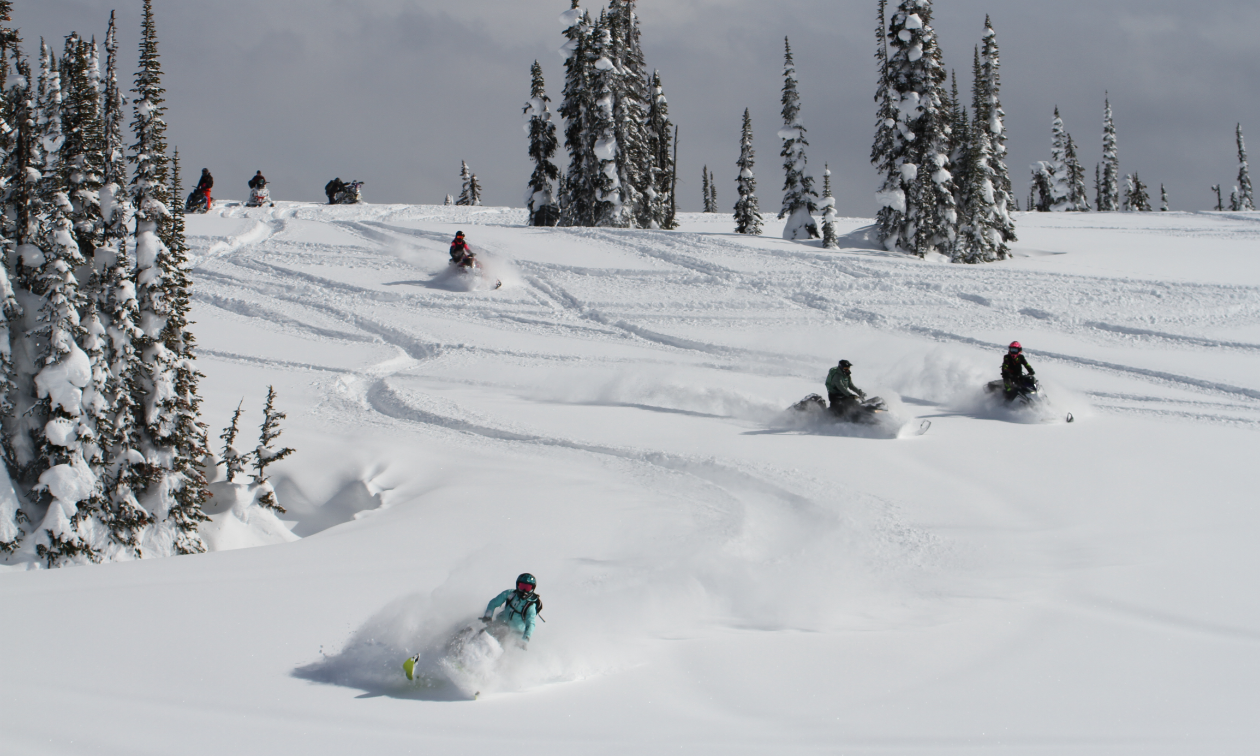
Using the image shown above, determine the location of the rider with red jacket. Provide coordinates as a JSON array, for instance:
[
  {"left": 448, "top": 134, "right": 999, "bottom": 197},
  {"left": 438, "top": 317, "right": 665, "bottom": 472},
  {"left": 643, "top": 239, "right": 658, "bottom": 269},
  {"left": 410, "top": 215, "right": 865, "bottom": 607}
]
[{"left": 449, "top": 231, "right": 472, "bottom": 267}]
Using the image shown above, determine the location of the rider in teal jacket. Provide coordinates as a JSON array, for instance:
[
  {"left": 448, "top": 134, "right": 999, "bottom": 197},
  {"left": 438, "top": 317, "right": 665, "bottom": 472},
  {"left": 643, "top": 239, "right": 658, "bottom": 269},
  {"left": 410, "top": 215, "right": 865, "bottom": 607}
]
[{"left": 482, "top": 573, "right": 540, "bottom": 644}]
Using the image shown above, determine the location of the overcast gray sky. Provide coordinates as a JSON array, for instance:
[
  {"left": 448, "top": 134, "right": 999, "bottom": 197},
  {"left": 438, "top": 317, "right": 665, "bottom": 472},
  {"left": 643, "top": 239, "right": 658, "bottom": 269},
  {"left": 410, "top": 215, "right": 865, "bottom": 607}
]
[{"left": 18, "top": 0, "right": 1260, "bottom": 215}]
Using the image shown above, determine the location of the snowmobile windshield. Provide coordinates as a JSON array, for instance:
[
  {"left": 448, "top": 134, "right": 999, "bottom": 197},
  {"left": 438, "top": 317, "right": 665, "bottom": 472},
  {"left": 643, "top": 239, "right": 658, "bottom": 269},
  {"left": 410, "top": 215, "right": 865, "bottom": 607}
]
[{"left": 516, "top": 582, "right": 535, "bottom": 593}]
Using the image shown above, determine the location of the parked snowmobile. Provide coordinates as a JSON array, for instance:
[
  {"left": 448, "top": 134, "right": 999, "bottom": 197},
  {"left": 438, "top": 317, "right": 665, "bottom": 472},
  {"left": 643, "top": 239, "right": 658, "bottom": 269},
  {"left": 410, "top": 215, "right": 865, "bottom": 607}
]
[
  {"left": 789, "top": 393, "right": 888, "bottom": 424},
  {"left": 245, "top": 185, "right": 273, "bottom": 208},
  {"left": 332, "top": 180, "right": 364, "bottom": 205},
  {"left": 185, "top": 188, "right": 211, "bottom": 214}
]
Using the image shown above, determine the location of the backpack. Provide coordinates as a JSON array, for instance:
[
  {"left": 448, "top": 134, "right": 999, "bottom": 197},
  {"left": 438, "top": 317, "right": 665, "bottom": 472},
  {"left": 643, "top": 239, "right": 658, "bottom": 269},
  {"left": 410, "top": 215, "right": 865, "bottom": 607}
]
[{"left": 507, "top": 590, "right": 545, "bottom": 624}]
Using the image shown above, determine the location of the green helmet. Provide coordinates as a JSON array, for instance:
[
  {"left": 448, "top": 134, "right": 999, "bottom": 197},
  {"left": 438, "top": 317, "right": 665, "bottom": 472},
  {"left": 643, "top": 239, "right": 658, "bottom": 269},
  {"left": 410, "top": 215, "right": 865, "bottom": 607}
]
[{"left": 516, "top": 573, "right": 537, "bottom": 590}]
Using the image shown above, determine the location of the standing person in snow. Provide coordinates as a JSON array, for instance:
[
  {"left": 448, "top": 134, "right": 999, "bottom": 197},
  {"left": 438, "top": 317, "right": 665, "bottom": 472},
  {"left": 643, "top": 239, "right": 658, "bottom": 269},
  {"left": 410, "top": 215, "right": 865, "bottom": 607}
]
[
  {"left": 1001, "top": 341, "right": 1036, "bottom": 400},
  {"left": 325, "top": 177, "right": 345, "bottom": 204},
  {"left": 247, "top": 170, "right": 267, "bottom": 190},
  {"left": 195, "top": 168, "right": 213, "bottom": 202},
  {"left": 482, "top": 573, "right": 541, "bottom": 649},
  {"left": 826, "top": 359, "right": 865, "bottom": 415},
  {"left": 449, "top": 231, "right": 473, "bottom": 267}
]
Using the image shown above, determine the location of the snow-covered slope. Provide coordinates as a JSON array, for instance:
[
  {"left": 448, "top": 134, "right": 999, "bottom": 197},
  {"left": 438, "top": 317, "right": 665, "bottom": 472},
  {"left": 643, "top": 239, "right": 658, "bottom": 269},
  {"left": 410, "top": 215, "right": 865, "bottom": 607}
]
[{"left": 2, "top": 203, "right": 1259, "bottom": 754}]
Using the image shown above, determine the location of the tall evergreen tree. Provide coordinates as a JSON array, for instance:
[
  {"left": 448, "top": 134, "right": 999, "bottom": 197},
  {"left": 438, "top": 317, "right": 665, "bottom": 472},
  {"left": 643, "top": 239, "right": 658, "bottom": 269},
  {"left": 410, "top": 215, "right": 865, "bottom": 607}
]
[
  {"left": 975, "top": 16, "right": 1014, "bottom": 242},
  {"left": 871, "top": 1, "right": 956, "bottom": 257},
  {"left": 947, "top": 69, "right": 969, "bottom": 209},
  {"left": 646, "top": 71, "right": 675, "bottom": 228},
  {"left": 1235, "top": 123, "right": 1255, "bottom": 211},
  {"left": 820, "top": 164, "right": 838, "bottom": 248},
  {"left": 956, "top": 122, "right": 1003, "bottom": 263},
  {"left": 0, "top": 3, "right": 27, "bottom": 551},
  {"left": 1099, "top": 94, "right": 1120, "bottom": 211},
  {"left": 588, "top": 17, "right": 628, "bottom": 227},
  {"left": 456, "top": 160, "right": 473, "bottom": 206},
  {"left": 524, "top": 61, "right": 560, "bottom": 227},
  {"left": 59, "top": 33, "right": 106, "bottom": 260},
  {"left": 1064, "top": 133, "right": 1089, "bottom": 211},
  {"left": 558, "top": 2, "right": 598, "bottom": 227},
  {"left": 779, "top": 37, "right": 818, "bottom": 240},
  {"left": 707, "top": 167, "right": 717, "bottom": 213},
  {"left": 871, "top": 0, "right": 898, "bottom": 238},
  {"left": 1160, "top": 183, "right": 1169, "bottom": 211},
  {"left": 734, "top": 108, "right": 762, "bottom": 235},
  {"left": 129, "top": 0, "right": 208, "bottom": 556},
  {"left": 701, "top": 164, "right": 711, "bottom": 212},
  {"left": 1211, "top": 184, "right": 1223, "bottom": 211},
  {"left": 608, "top": 0, "right": 652, "bottom": 227}
]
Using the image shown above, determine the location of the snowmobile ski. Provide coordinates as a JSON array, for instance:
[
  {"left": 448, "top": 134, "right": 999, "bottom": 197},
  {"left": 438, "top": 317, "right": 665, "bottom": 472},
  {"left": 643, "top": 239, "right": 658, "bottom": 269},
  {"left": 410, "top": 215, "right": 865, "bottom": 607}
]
[
  {"left": 917, "top": 419, "right": 931, "bottom": 435},
  {"left": 403, "top": 654, "right": 420, "bottom": 681},
  {"left": 1066, "top": 412, "right": 1074, "bottom": 423}
]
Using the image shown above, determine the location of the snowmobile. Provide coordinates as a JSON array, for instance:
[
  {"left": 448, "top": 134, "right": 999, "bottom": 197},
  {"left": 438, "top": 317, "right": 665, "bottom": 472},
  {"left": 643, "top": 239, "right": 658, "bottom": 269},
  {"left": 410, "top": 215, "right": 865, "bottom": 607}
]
[
  {"left": 985, "top": 374, "right": 1040, "bottom": 406},
  {"left": 789, "top": 393, "right": 888, "bottom": 424},
  {"left": 245, "top": 185, "right": 273, "bottom": 208},
  {"left": 451, "top": 249, "right": 503, "bottom": 290},
  {"left": 185, "top": 188, "right": 211, "bottom": 214},
  {"left": 332, "top": 180, "right": 364, "bottom": 205},
  {"left": 985, "top": 375, "right": 1075, "bottom": 422}
]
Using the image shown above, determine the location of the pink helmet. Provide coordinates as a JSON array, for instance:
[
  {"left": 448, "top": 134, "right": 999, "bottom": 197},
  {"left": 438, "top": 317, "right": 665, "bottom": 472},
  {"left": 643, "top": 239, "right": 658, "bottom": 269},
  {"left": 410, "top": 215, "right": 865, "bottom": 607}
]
[{"left": 1009, "top": 341, "right": 1022, "bottom": 352}]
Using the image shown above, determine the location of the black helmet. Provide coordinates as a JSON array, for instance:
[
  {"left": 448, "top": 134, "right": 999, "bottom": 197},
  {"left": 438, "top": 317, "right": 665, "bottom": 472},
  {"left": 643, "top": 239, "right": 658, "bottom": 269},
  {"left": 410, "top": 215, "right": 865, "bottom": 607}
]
[
  {"left": 456, "top": 230, "right": 465, "bottom": 238},
  {"left": 838, "top": 359, "right": 852, "bottom": 369},
  {"left": 516, "top": 573, "right": 536, "bottom": 592}
]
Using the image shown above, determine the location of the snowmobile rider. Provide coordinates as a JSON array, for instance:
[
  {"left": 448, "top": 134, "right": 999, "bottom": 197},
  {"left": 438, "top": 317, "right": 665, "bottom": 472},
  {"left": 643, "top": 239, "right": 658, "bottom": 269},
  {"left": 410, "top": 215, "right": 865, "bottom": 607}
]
[
  {"left": 325, "top": 177, "right": 345, "bottom": 204},
  {"left": 195, "top": 168, "right": 213, "bottom": 200},
  {"left": 449, "top": 231, "right": 472, "bottom": 267},
  {"left": 1001, "top": 341, "right": 1036, "bottom": 399},
  {"left": 481, "top": 573, "right": 540, "bottom": 648},
  {"left": 826, "top": 359, "right": 866, "bottom": 415},
  {"left": 248, "top": 170, "right": 267, "bottom": 190}
]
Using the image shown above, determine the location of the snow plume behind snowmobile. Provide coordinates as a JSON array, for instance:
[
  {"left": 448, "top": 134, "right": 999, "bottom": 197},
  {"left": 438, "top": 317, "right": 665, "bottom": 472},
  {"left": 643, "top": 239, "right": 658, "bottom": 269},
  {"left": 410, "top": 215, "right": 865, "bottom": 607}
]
[{"left": 777, "top": 392, "right": 920, "bottom": 438}]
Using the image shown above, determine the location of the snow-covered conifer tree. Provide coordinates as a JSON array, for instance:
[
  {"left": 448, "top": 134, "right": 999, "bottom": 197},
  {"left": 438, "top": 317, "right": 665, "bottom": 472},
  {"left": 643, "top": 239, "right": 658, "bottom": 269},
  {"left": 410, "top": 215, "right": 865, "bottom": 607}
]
[
  {"left": 778, "top": 37, "right": 817, "bottom": 240},
  {"left": 948, "top": 69, "right": 969, "bottom": 209},
  {"left": 1064, "top": 134, "right": 1089, "bottom": 211},
  {"left": 1125, "top": 173, "right": 1151, "bottom": 211},
  {"left": 59, "top": 33, "right": 106, "bottom": 259},
  {"left": 1235, "top": 123, "right": 1255, "bottom": 211},
  {"left": 821, "top": 165, "right": 838, "bottom": 248},
  {"left": 588, "top": 17, "right": 629, "bottom": 227},
  {"left": 558, "top": 2, "right": 598, "bottom": 227},
  {"left": 646, "top": 71, "right": 675, "bottom": 228},
  {"left": 608, "top": 0, "right": 652, "bottom": 227},
  {"left": 468, "top": 172, "right": 482, "bottom": 206},
  {"left": 217, "top": 400, "right": 246, "bottom": 484},
  {"left": 129, "top": 0, "right": 208, "bottom": 556},
  {"left": 733, "top": 108, "right": 762, "bottom": 235},
  {"left": 1030, "top": 164, "right": 1053, "bottom": 212},
  {"left": 524, "top": 61, "right": 560, "bottom": 226},
  {"left": 443, "top": 194, "right": 452, "bottom": 206},
  {"left": 976, "top": 16, "right": 1014, "bottom": 242},
  {"left": 871, "top": 1, "right": 957, "bottom": 257},
  {"left": 1099, "top": 95, "right": 1119, "bottom": 211},
  {"left": 708, "top": 168, "right": 717, "bottom": 213},
  {"left": 456, "top": 161, "right": 473, "bottom": 206},
  {"left": 956, "top": 125, "right": 1004, "bottom": 262},
  {"left": 251, "top": 386, "right": 294, "bottom": 512},
  {"left": 701, "top": 165, "right": 711, "bottom": 212},
  {"left": 1211, "top": 184, "right": 1223, "bottom": 211}
]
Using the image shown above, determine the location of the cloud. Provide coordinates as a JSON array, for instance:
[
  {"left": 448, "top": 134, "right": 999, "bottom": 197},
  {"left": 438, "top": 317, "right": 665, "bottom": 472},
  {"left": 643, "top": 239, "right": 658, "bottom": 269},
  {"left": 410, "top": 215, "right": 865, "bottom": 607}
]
[{"left": 18, "top": 0, "right": 1260, "bottom": 213}]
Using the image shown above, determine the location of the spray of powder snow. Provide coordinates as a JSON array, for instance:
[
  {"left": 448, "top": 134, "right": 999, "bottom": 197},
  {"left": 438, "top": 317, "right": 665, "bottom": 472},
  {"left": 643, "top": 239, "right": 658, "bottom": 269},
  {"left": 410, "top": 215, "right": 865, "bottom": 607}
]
[
  {"left": 294, "top": 461, "right": 957, "bottom": 699},
  {"left": 881, "top": 347, "right": 1089, "bottom": 424}
]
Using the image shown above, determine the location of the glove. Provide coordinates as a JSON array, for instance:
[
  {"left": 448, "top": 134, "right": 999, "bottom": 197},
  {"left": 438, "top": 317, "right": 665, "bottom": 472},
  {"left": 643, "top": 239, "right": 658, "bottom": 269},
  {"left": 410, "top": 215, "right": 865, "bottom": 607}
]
[{"left": 857, "top": 391, "right": 866, "bottom": 400}]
